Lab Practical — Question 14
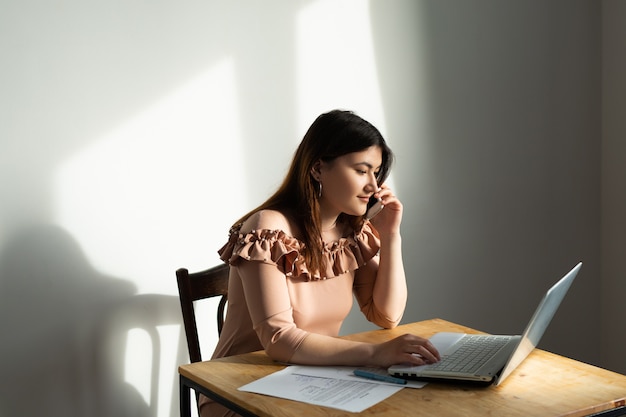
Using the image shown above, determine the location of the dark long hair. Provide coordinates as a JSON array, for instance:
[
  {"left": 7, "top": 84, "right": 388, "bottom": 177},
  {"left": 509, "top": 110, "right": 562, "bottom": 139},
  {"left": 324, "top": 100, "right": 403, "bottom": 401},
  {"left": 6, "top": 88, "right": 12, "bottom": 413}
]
[{"left": 234, "top": 110, "right": 394, "bottom": 273}]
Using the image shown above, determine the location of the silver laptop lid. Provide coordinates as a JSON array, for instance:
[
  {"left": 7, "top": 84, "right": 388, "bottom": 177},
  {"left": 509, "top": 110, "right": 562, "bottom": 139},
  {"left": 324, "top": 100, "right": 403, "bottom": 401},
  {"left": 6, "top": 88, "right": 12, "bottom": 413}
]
[{"left": 495, "top": 262, "right": 582, "bottom": 385}]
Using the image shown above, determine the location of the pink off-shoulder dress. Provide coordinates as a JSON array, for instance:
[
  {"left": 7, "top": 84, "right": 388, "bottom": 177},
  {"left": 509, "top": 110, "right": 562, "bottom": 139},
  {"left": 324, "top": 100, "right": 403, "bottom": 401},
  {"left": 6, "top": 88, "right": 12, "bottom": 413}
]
[{"left": 199, "top": 222, "right": 396, "bottom": 417}]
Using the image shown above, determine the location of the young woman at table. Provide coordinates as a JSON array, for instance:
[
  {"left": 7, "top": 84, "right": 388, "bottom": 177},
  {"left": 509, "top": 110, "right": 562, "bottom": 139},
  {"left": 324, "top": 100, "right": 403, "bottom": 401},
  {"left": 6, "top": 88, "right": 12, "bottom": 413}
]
[{"left": 201, "top": 110, "right": 440, "bottom": 417}]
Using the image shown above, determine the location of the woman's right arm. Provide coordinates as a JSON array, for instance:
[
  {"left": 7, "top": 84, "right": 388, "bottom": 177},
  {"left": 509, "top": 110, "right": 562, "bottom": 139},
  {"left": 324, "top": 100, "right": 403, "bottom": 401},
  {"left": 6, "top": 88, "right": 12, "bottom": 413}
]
[{"left": 237, "top": 259, "right": 439, "bottom": 367}]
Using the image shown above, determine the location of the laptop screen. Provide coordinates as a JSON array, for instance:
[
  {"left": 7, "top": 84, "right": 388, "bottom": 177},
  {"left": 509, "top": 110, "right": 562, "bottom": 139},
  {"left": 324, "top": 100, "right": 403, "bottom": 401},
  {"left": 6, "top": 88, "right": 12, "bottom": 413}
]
[{"left": 496, "top": 262, "right": 581, "bottom": 385}]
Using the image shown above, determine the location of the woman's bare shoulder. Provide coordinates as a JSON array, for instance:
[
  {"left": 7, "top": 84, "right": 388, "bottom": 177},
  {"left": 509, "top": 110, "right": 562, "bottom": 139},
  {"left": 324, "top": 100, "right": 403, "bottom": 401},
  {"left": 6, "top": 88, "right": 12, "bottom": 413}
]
[{"left": 240, "top": 209, "right": 299, "bottom": 236}]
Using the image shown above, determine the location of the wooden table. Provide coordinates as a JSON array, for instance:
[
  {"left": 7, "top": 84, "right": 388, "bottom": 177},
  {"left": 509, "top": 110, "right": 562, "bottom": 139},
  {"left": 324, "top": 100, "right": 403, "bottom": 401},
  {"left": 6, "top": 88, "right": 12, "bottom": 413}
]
[{"left": 179, "top": 318, "right": 626, "bottom": 417}]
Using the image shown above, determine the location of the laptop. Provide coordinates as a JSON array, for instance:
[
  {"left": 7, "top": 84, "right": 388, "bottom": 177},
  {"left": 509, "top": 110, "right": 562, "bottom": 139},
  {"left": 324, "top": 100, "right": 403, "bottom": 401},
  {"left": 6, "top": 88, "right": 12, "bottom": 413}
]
[{"left": 388, "top": 262, "right": 582, "bottom": 385}]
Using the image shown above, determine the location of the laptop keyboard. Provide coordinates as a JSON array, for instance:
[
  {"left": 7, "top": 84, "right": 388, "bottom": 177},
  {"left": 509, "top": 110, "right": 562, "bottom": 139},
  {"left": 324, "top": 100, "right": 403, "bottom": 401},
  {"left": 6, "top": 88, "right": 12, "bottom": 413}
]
[{"left": 426, "top": 335, "right": 510, "bottom": 374}]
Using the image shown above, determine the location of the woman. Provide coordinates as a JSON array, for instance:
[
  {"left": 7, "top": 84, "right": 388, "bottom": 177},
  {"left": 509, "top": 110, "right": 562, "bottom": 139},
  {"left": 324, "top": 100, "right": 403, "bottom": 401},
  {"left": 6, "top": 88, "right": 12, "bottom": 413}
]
[{"left": 200, "top": 110, "right": 440, "bottom": 417}]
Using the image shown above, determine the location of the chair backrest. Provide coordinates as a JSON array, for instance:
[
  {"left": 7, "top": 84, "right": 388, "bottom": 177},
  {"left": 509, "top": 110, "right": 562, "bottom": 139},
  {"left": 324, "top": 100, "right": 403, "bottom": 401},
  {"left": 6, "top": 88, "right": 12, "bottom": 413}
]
[{"left": 176, "top": 263, "right": 229, "bottom": 363}]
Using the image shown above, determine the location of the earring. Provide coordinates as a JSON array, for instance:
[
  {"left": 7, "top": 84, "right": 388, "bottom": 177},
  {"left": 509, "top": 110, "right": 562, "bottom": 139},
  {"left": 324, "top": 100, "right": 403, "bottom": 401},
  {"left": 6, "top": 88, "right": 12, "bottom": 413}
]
[{"left": 318, "top": 182, "right": 323, "bottom": 198}]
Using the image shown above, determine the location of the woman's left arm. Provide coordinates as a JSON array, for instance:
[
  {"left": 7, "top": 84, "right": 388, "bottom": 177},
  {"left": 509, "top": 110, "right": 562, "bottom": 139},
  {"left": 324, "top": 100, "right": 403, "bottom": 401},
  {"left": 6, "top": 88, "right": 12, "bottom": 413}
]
[{"left": 354, "top": 186, "right": 407, "bottom": 328}]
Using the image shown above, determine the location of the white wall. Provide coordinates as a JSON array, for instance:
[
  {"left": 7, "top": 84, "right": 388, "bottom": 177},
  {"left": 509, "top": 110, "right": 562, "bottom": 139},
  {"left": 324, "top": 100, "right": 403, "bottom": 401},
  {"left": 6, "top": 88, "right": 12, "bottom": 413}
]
[{"left": 0, "top": 1, "right": 621, "bottom": 417}]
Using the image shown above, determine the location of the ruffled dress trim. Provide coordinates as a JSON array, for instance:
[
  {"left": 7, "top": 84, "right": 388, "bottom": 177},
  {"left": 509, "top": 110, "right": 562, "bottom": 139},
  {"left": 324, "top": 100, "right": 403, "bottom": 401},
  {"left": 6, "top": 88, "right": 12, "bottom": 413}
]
[{"left": 217, "top": 222, "right": 380, "bottom": 281}]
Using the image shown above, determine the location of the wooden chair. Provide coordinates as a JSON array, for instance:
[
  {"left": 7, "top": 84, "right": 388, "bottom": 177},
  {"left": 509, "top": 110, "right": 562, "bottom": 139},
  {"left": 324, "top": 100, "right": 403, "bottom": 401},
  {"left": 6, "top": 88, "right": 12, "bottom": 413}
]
[{"left": 176, "top": 263, "right": 230, "bottom": 363}]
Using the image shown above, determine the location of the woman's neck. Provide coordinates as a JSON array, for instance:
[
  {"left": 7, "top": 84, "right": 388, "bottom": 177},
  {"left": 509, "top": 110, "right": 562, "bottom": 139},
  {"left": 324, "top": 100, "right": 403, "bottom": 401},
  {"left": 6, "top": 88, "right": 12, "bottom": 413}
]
[
  {"left": 321, "top": 219, "right": 337, "bottom": 232},
  {"left": 321, "top": 218, "right": 347, "bottom": 243}
]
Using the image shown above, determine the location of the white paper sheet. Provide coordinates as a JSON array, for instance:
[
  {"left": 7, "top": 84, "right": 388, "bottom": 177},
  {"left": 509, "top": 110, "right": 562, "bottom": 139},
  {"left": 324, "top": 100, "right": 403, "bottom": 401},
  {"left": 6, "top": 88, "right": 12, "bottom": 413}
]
[{"left": 238, "top": 365, "right": 404, "bottom": 413}]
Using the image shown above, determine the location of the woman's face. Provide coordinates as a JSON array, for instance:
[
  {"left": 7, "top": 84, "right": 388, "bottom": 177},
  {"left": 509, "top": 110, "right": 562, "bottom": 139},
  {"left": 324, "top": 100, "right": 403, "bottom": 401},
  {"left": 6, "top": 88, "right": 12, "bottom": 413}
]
[{"left": 317, "top": 146, "right": 382, "bottom": 217}]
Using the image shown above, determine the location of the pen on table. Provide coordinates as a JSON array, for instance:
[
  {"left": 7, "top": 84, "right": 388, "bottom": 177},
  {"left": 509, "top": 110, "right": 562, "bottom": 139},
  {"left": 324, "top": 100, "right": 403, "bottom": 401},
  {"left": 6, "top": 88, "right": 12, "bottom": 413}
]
[{"left": 353, "top": 369, "right": 407, "bottom": 385}]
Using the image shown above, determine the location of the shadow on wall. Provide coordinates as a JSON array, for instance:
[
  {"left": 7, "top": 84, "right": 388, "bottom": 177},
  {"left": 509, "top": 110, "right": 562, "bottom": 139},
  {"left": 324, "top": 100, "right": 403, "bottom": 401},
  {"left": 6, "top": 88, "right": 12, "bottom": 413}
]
[{"left": 0, "top": 224, "right": 186, "bottom": 417}]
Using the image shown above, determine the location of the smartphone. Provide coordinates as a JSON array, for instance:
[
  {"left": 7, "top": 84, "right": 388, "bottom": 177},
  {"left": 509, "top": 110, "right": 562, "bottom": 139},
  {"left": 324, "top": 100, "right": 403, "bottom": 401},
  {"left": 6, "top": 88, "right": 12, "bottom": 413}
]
[{"left": 365, "top": 196, "right": 384, "bottom": 220}]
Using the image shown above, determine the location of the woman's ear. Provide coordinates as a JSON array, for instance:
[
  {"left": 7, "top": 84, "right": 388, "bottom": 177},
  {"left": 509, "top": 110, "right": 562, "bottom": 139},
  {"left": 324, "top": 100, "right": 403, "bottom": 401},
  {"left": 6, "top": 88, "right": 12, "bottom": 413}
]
[{"left": 310, "top": 160, "right": 322, "bottom": 182}]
